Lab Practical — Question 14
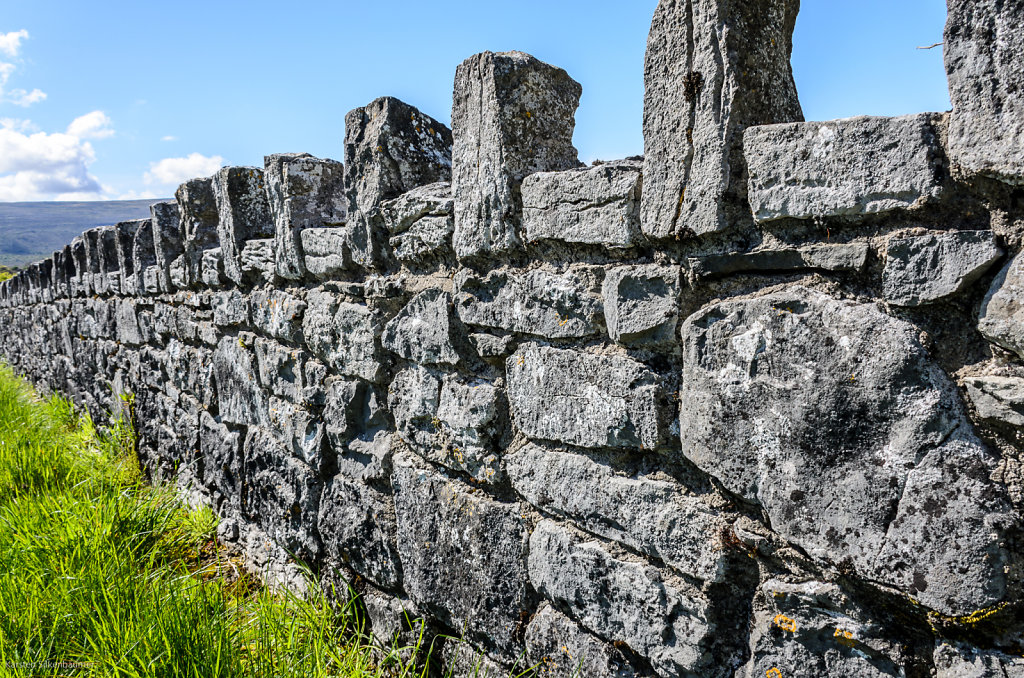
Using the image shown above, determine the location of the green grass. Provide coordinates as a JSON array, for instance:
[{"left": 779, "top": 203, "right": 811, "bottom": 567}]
[{"left": 0, "top": 364, "right": 446, "bottom": 677}]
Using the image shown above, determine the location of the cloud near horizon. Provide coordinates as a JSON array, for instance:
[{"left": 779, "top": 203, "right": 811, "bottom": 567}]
[{"left": 144, "top": 153, "right": 224, "bottom": 187}]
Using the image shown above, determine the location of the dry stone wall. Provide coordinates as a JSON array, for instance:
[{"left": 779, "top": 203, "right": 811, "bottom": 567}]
[{"left": 3, "top": 1, "right": 1024, "bottom": 676}]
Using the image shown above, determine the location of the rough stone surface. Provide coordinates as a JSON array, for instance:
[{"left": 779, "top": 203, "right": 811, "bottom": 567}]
[
  {"left": 522, "top": 159, "right": 642, "bottom": 248},
  {"left": 883, "top": 230, "right": 1003, "bottom": 306},
  {"left": 603, "top": 264, "right": 680, "bottom": 346},
  {"left": 934, "top": 643, "right": 1024, "bottom": 678},
  {"left": 525, "top": 604, "right": 653, "bottom": 678},
  {"left": 213, "top": 166, "right": 274, "bottom": 284},
  {"left": 452, "top": 51, "right": 581, "bottom": 260},
  {"left": 176, "top": 177, "right": 220, "bottom": 288},
  {"left": 945, "top": 0, "right": 1024, "bottom": 185},
  {"left": 745, "top": 114, "right": 946, "bottom": 222},
  {"left": 965, "top": 376, "right": 1024, "bottom": 428},
  {"left": 454, "top": 267, "right": 602, "bottom": 339},
  {"left": 507, "top": 344, "right": 660, "bottom": 450},
  {"left": 979, "top": 255, "right": 1024, "bottom": 359},
  {"left": 679, "top": 287, "right": 1014, "bottom": 615},
  {"left": 381, "top": 182, "right": 454, "bottom": 264},
  {"left": 381, "top": 289, "right": 466, "bottom": 366},
  {"left": 689, "top": 243, "right": 870, "bottom": 279},
  {"left": 641, "top": 0, "right": 802, "bottom": 238},
  {"left": 303, "top": 289, "right": 382, "bottom": 381}
]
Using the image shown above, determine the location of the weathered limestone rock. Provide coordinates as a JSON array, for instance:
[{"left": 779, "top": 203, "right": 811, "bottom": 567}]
[
  {"left": 945, "top": 0, "right": 1024, "bottom": 186},
  {"left": 113, "top": 220, "right": 144, "bottom": 296},
  {"left": 679, "top": 287, "right": 1014, "bottom": 615},
  {"left": 211, "top": 290, "right": 248, "bottom": 327},
  {"left": 344, "top": 96, "right": 453, "bottom": 268},
  {"left": 239, "top": 238, "right": 276, "bottom": 283},
  {"left": 603, "top": 264, "right": 680, "bottom": 346},
  {"left": 212, "top": 166, "right": 274, "bottom": 284},
  {"left": 965, "top": 376, "right": 1024, "bottom": 428},
  {"left": 507, "top": 344, "right": 660, "bottom": 450},
  {"left": 745, "top": 114, "right": 946, "bottom": 223},
  {"left": 176, "top": 178, "right": 220, "bottom": 288},
  {"left": 392, "top": 452, "right": 529, "bottom": 659},
  {"left": 689, "top": 243, "right": 870, "bottom": 279},
  {"left": 740, "top": 579, "right": 903, "bottom": 678},
  {"left": 212, "top": 334, "right": 268, "bottom": 427},
  {"left": 303, "top": 288, "right": 383, "bottom": 381},
  {"left": 267, "top": 396, "right": 324, "bottom": 470},
  {"left": 264, "top": 153, "right": 347, "bottom": 280},
  {"left": 507, "top": 442, "right": 726, "bottom": 581},
  {"left": 934, "top": 643, "right": 1024, "bottom": 678},
  {"left": 452, "top": 51, "right": 582, "bottom": 260},
  {"left": 979, "top": 255, "right": 1024, "bottom": 360},
  {"left": 253, "top": 337, "right": 306, "bottom": 403},
  {"left": 529, "top": 520, "right": 721, "bottom": 677},
  {"left": 641, "top": 0, "right": 802, "bottom": 238},
  {"left": 454, "top": 268, "right": 602, "bottom": 339},
  {"left": 883, "top": 231, "right": 1002, "bottom": 306},
  {"left": 299, "top": 228, "right": 354, "bottom": 278},
  {"left": 381, "top": 182, "right": 454, "bottom": 264},
  {"left": 150, "top": 201, "right": 182, "bottom": 293},
  {"left": 131, "top": 220, "right": 157, "bottom": 295},
  {"left": 200, "top": 248, "right": 225, "bottom": 288},
  {"left": 381, "top": 289, "right": 467, "bottom": 366},
  {"left": 197, "top": 411, "right": 243, "bottom": 516},
  {"left": 525, "top": 604, "right": 653, "bottom": 678},
  {"left": 249, "top": 289, "right": 306, "bottom": 343},
  {"left": 522, "top": 159, "right": 642, "bottom": 248},
  {"left": 114, "top": 298, "right": 143, "bottom": 346}
]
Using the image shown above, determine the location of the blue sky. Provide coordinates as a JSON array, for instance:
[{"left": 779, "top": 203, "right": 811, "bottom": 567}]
[{"left": 0, "top": 0, "right": 949, "bottom": 202}]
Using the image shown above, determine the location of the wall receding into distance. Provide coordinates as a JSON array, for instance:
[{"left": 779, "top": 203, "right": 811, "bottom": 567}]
[{"left": 2, "top": 1, "right": 1024, "bottom": 676}]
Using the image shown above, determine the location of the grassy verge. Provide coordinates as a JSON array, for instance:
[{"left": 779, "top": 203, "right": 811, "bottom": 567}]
[{"left": 0, "top": 365, "right": 436, "bottom": 677}]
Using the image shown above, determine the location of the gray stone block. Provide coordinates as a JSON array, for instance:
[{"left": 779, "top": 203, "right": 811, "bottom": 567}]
[
  {"left": 211, "top": 290, "right": 249, "bottom": 327},
  {"left": 264, "top": 152, "right": 347, "bottom": 280},
  {"left": 303, "top": 288, "right": 383, "bottom": 381},
  {"left": 525, "top": 604, "right": 654, "bottom": 678},
  {"left": 642, "top": 0, "right": 802, "bottom": 238},
  {"left": 883, "top": 231, "right": 1003, "bottom": 306},
  {"left": 212, "top": 333, "right": 268, "bottom": 427},
  {"left": 249, "top": 289, "right": 306, "bottom": 343},
  {"left": 151, "top": 201, "right": 182, "bottom": 293},
  {"left": 603, "top": 264, "right": 680, "bottom": 347},
  {"left": 507, "top": 344, "right": 659, "bottom": 450},
  {"left": 979, "top": 255, "right": 1024, "bottom": 360},
  {"left": 452, "top": 51, "right": 581, "bottom": 260},
  {"left": 113, "top": 220, "right": 144, "bottom": 296},
  {"left": 454, "top": 267, "right": 602, "bottom": 339},
  {"left": 679, "top": 287, "right": 1014, "bottom": 615},
  {"left": 212, "top": 166, "right": 274, "bottom": 284},
  {"left": 965, "top": 376, "right": 1024, "bottom": 428},
  {"left": 199, "top": 248, "right": 226, "bottom": 288},
  {"left": 945, "top": 0, "right": 1024, "bottom": 186},
  {"left": 522, "top": 159, "right": 642, "bottom": 248},
  {"left": 239, "top": 238, "right": 276, "bottom": 284},
  {"left": 689, "top": 243, "right": 871, "bottom": 279},
  {"left": 299, "top": 228, "right": 354, "bottom": 279},
  {"left": 253, "top": 337, "right": 306, "bottom": 402},
  {"left": 381, "top": 182, "right": 455, "bottom": 264},
  {"left": 381, "top": 289, "right": 466, "bottom": 366},
  {"left": 745, "top": 114, "right": 946, "bottom": 223},
  {"left": 934, "top": 642, "right": 1024, "bottom": 678},
  {"left": 176, "top": 177, "right": 220, "bottom": 288}
]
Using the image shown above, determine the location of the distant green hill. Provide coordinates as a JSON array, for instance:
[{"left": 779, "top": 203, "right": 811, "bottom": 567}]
[{"left": 0, "top": 200, "right": 169, "bottom": 269}]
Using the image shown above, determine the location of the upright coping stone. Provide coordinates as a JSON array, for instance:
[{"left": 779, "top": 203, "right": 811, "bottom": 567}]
[
  {"left": 175, "top": 177, "right": 220, "bottom": 289},
  {"left": 945, "top": 0, "right": 1024, "bottom": 186},
  {"left": 452, "top": 51, "right": 582, "bottom": 262},
  {"left": 344, "top": 96, "right": 453, "bottom": 269},
  {"left": 641, "top": 0, "right": 803, "bottom": 238},
  {"left": 265, "top": 153, "right": 347, "bottom": 281},
  {"left": 212, "top": 166, "right": 274, "bottom": 285},
  {"left": 151, "top": 201, "right": 182, "bottom": 293}
]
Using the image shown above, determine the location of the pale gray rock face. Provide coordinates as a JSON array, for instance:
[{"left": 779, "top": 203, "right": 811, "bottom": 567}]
[
  {"left": 176, "top": 178, "right": 220, "bottom": 288},
  {"left": 381, "top": 182, "right": 454, "bottom": 264},
  {"left": 381, "top": 289, "right": 466, "bottom": 366},
  {"left": 689, "top": 243, "right": 870, "bottom": 279},
  {"left": 200, "top": 248, "right": 225, "bottom": 288},
  {"left": 522, "top": 160, "right": 642, "bottom": 248},
  {"left": 302, "top": 289, "right": 383, "bottom": 382},
  {"left": 883, "top": 231, "right": 1002, "bottom": 306},
  {"left": 131, "top": 220, "right": 157, "bottom": 292},
  {"left": 239, "top": 239, "right": 276, "bottom": 283},
  {"left": 641, "top": 0, "right": 802, "bottom": 238},
  {"left": 212, "top": 166, "right": 274, "bottom": 285},
  {"left": 452, "top": 51, "right": 582, "bottom": 260},
  {"left": 934, "top": 643, "right": 1024, "bottom": 678},
  {"left": 603, "top": 264, "right": 681, "bottom": 347},
  {"left": 507, "top": 442, "right": 726, "bottom": 581},
  {"left": 965, "top": 376, "right": 1024, "bottom": 428},
  {"left": 150, "top": 201, "right": 182, "bottom": 293},
  {"left": 212, "top": 334, "right": 268, "bottom": 427},
  {"left": 745, "top": 114, "right": 946, "bottom": 223},
  {"left": 679, "top": 288, "right": 1014, "bottom": 615},
  {"left": 211, "top": 290, "right": 248, "bottom": 327},
  {"left": 741, "top": 579, "right": 903, "bottom": 678},
  {"left": 344, "top": 96, "right": 453, "bottom": 269},
  {"left": 318, "top": 473, "right": 402, "bottom": 591},
  {"left": 264, "top": 153, "right": 347, "bottom": 280},
  {"left": 299, "top": 228, "right": 354, "bottom": 278},
  {"left": 197, "top": 411, "right": 243, "bottom": 516},
  {"left": 253, "top": 337, "right": 306, "bottom": 403},
  {"left": 507, "top": 344, "right": 660, "bottom": 450},
  {"left": 249, "top": 289, "right": 306, "bottom": 343},
  {"left": 525, "top": 604, "right": 653, "bottom": 678},
  {"left": 529, "top": 520, "right": 721, "bottom": 678},
  {"left": 113, "top": 220, "right": 144, "bottom": 296},
  {"left": 979, "top": 255, "right": 1024, "bottom": 360},
  {"left": 945, "top": 0, "right": 1024, "bottom": 186},
  {"left": 454, "top": 267, "right": 602, "bottom": 339},
  {"left": 391, "top": 452, "right": 529, "bottom": 659}
]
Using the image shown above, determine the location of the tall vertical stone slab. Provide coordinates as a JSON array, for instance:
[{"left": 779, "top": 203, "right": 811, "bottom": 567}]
[
  {"left": 264, "top": 153, "right": 347, "bottom": 280},
  {"left": 641, "top": 0, "right": 803, "bottom": 238},
  {"left": 132, "top": 220, "right": 157, "bottom": 283},
  {"left": 151, "top": 201, "right": 183, "bottom": 293},
  {"left": 945, "top": 0, "right": 1024, "bottom": 186},
  {"left": 452, "top": 51, "right": 582, "bottom": 261},
  {"left": 114, "top": 219, "right": 145, "bottom": 296},
  {"left": 213, "top": 166, "right": 275, "bottom": 285},
  {"left": 344, "top": 96, "right": 453, "bottom": 269},
  {"left": 175, "top": 177, "right": 220, "bottom": 289}
]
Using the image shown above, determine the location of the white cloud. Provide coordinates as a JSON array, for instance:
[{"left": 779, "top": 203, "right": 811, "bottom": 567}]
[
  {"left": 117, "top": 189, "right": 161, "bottom": 200},
  {"left": 0, "top": 30, "right": 28, "bottom": 58},
  {"left": 161, "top": 135, "right": 176, "bottom": 142},
  {"left": 8, "top": 88, "right": 45, "bottom": 107},
  {"left": 66, "top": 110, "right": 113, "bottom": 139},
  {"left": 0, "top": 117, "right": 110, "bottom": 201},
  {"left": 0, "top": 117, "right": 36, "bottom": 132},
  {"left": 144, "top": 153, "right": 224, "bottom": 187}
]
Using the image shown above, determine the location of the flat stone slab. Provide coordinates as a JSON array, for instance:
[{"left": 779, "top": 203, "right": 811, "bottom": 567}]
[
  {"left": 603, "top": 264, "right": 681, "bottom": 346},
  {"left": 689, "top": 243, "right": 870, "bottom": 279},
  {"left": 883, "top": 231, "right": 1002, "bottom": 306},
  {"left": 979, "top": 254, "right": 1024, "bottom": 360},
  {"left": 965, "top": 376, "right": 1024, "bottom": 429},
  {"left": 744, "top": 114, "right": 945, "bottom": 223}
]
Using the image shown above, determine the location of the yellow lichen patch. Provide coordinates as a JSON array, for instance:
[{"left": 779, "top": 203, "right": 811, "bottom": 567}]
[{"left": 772, "top": 614, "right": 797, "bottom": 632}]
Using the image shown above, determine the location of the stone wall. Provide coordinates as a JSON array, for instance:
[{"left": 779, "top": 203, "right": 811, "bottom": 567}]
[{"left": 2, "top": 1, "right": 1024, "bottom": 676}]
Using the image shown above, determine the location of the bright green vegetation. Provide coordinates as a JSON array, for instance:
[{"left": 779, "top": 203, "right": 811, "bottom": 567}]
[{"left": 0, "top": 365, "right": 459, "bottom": 677}]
